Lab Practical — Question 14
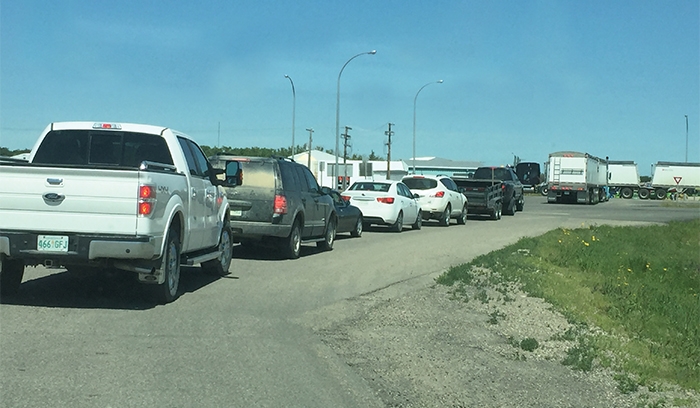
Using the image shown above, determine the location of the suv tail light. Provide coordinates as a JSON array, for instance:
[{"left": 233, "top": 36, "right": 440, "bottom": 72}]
[
  {"left": 274, "top": 195, "right": 288, "bottom": 214},
  {"left": 341, "top": 195, "right": 351, "bottom": 202},
  {"left": 377, "top": 197, "right": 395, "bottom": 204},
  {"left": 432, "top": 191, "right": 445, "bottom": 198},
  {"left": 138, "top": 184, "right": 156, "bottom": 216}
]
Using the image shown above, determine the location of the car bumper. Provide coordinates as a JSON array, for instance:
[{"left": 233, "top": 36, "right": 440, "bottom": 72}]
[{"left": 0, "top": 230, "right": 158, "bottom": 264}]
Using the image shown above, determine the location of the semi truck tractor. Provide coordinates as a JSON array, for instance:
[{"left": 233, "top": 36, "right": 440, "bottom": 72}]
[{"left": 547, "top": 151, "right": 608, "bottom": 204}]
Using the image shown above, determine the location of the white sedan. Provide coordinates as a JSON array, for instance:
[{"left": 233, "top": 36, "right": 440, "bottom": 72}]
[{"left": 341, "top": 180, "right": 422, "bottom": 232}]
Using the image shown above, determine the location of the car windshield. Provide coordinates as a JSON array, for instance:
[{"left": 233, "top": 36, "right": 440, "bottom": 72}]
[
  {"left": 402, "top": 178, "right": 438, "bottom": 190},
  {"left": 348, "top": 182, "right": 391, "bottom": 192}
]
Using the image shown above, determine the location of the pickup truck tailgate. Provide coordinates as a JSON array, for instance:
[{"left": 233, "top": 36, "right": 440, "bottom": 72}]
[{"left": 0, "top": 165, "right": 139, "bottom": 235}]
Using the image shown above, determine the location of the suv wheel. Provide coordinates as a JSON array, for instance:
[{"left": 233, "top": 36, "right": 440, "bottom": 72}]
[
  {"left": 317, "top": 216, "right": 336, "bottom": 251},
  {"left": 456, "top": 205, "right": 467, "bottom": 225},
  {"left": 439, "top": 204, "right": 451, "bottom": 226},
  {"left": 515, "top": 196, "right": 524, "bottom": 212},
  {"left": 284, "top": 220, "right": 302, "bottom": 259}
]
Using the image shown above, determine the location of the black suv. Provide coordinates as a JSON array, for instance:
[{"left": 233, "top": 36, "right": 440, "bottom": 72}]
[{"left": 209, "top": 156, "right": 337, "bottom": 259}]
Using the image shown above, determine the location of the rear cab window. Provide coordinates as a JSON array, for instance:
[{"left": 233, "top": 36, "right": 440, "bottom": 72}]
[{"left": 33, "top": 129, "right": 173, "bottom": 167}]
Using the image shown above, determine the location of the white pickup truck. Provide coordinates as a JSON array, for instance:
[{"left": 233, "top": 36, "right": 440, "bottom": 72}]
[{"left": 0, "top": 122, "right": 240, "bottom": 303}]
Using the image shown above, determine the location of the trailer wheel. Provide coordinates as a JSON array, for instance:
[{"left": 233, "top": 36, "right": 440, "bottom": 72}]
[
  {"left": 638, "top": 188, "right": 650, "bottom": 199},
  {"left": 620, "top": 187, "right": 634, "bottom": 199},
  {"left": 490, "top": 202, "right": 502, "bottom": 220},
  {"left": 655, "top": 188, "right": 667, "bottom": 200}
]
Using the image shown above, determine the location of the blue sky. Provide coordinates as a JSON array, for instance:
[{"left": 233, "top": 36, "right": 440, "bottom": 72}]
[{"left": 1, "top": 0, "right": 698, "bottom": 175}]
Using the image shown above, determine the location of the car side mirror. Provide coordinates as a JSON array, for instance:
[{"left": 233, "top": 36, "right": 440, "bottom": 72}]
[
  {"left": 413, "top": 193, "right": 420, "bottom": 199},
  {"left": 221, "top": 161, "right": 243, "bottom": 187}
]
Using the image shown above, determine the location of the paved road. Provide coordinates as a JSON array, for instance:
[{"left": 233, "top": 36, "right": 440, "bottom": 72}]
[{"left": 1, "top": 196, "right": 698, "bottom": 407}]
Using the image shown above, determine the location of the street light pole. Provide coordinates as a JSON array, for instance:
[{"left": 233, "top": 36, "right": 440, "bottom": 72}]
[
  {"left": 284, "top": 75, "right": 296, "bottom": 157},
  {"left": 685, "top": 115, "right": 689, "bottom": 163},
  {"left": 412, "top": 80, "right": 443, "bottom": 174},
  {"left": 335, "top": 50, "right": 376, "bottom": 189}
]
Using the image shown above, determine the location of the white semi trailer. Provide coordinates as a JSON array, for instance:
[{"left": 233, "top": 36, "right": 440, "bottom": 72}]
[
  {"left": 607, "top": 160, "right": 640, "bottom": 199},
  {"left": 547, "top": 151, "right": 608, "bottom": 204},
  {"left": 638, "top": 162, "right": 700, "bottom": 199}
]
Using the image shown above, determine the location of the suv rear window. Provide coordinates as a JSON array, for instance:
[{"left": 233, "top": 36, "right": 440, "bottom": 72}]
[
  {"left": 239, "top": 160, "right": 276, "bottom": 189},
  {"left": 33, "top": 130, "right": 173, "bottom": 167},
  {"left": 402, "top": 178, "right": 438, "bottom": 190}
]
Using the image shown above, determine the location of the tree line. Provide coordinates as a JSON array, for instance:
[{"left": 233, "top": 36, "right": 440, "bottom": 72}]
[{"left": 1, "top": 145, "right": 386, "bottom": 161}]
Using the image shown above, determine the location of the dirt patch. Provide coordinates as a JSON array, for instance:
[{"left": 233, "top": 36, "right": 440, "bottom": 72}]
[{"left": 303, "top": 278, "right": 699, "bottom": 408}]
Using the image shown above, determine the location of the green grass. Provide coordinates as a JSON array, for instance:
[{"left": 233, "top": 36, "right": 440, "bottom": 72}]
[{"left": 436, "top": 219, "right": 700, "bottom": 392}]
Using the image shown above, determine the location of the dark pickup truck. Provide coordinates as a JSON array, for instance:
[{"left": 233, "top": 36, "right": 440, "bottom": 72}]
[{"left": 455, "top": 166, "right": 524, "bottom": 217}]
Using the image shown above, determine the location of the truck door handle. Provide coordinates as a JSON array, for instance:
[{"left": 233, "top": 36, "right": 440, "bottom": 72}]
[{"left": 191, "top": 188, "right": 197, "bottom": 198}]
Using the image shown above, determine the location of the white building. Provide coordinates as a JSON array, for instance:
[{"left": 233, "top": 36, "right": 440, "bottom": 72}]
[{"left": 291, "top": 150, "right": 410, "bottom": 189}]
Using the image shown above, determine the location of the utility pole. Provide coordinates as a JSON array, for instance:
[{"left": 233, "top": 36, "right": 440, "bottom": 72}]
[
  {"left": 385, "top": 123, "right": 394, "bottom": 180},
  {"left": 341, "top": 126, "right": 352, "bottom": 189},
  {"left": 305, "top": 128, "right": 314, "bottom": 169},
  {"left": 685, "top": 115, "right": 689, "bottom": 163}
]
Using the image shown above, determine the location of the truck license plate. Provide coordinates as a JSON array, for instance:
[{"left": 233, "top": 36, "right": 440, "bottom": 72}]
[{"left": 37, "top": 235, "right": 69, "bottom": 252}]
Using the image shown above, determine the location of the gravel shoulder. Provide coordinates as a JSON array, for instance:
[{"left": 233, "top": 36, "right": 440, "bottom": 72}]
[{"left": 300, "top": 272, "right": 700, "bottom": 408}]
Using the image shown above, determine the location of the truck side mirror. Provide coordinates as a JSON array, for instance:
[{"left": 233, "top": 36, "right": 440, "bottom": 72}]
[{"left": 222, "top": 161, "right": 243, "bottom": 187}]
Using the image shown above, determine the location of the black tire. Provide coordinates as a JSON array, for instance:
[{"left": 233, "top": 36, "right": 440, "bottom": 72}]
[
  {"left": 284, "top": 220, "right": 302, "bottom": 259},
  {"left": 202, "top": 224, "right": 233, "bottom": 276},
  {"left": 350, "top": 215, "right": 363, "bottom": 237},
  {"left": 412, "top": 212, "right": 422, "bottom": 230},
  {"left": 152, "top": 229, "right": 181, "bottom": 304},
  {"left": 317, "top": 216, "right": 336, "bottom": 251},
  {"left": 515, "top": 196, "right": 524, "bottom": 212},
  {"left": 0, "top": 256, "right": 24, "bottom": 297},
  {"left": 638, "top": 188, "right": 650, "bottom": 199},
  {"left": 621, "top": 187, "right": 634, "bottom": 199},
  {"left": 504, "top": 198, "right": 515, "bottom": 215},
  {"left": 655, "top": 188, "right": 667, "bottom": 200},
  {"left": 439, "top": 204, "right": 451, "bottom": 226},
  {"left": 456, "top": 205, "right": 467, "bottom": 225},
  {"left": 490, "top": 202, "right": 502, "bottom": 220},
  {"left": 390, "top": 212, "right": 404, "bottom": 232},
  {"left": 540, "top": 186, "right": 548, "bottom": 196}
]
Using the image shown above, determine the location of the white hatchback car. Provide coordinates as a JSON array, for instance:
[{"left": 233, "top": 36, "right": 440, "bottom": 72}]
[
  {"left": 402, "top": 175, "right": 468, "bottom": 226},
  {"left": 341, "top": 180, "right": 421, "bottom": 232}
]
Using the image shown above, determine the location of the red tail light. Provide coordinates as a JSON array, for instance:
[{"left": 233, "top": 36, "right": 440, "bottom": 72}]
[
  {"left": 377, "top": 197, "right": 395, "bottom": 204},
  {"left": 341, "top": 195, "right": 351, "bottom": 202},
  {"left": 138, "top": 184, "right": 156, "bottom": 216},
  {"left": 432, "top": 191, "right": 445, "bottom": 198},
  {"left": 274, "top": 195, "right": 288, "bottom": 214},
  {"left": 139, "top": 185, "right": 155, "bottom": 199},
  {"left": 501, "top": 184, "right": 506, "bottom": 190}
]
